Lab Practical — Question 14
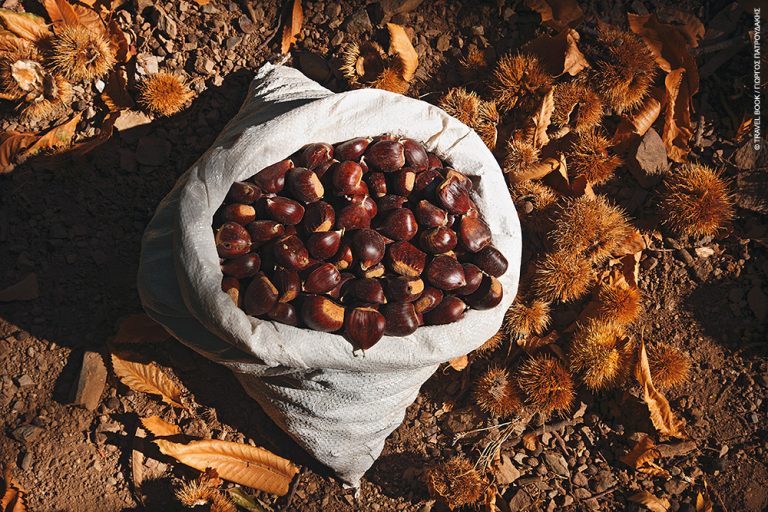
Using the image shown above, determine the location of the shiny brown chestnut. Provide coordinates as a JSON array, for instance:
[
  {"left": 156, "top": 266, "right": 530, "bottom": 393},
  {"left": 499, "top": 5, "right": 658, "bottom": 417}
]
[
  {"left": 382, "top": 302, "right": 419, "bottom": 336},
  {"left": 464, "top": 275, "right": 503, "bottom": 309},
  {"left": 426, "top": 254, "right": 466, "bottom": 290},
  {"left": 436, "top": 173, "right": 471, "bottom": 214},
  {"left": 264, "top": 197, "right": 305, "bottom": 225},
  {"left": 216, "top": 222, "right": 251, "bottom": 258},
  {"left": 226, "top": 181, "right": 262, "bottom": 203},
  {"left": 402, "top": 138, "right": 429, "bottom": 171},
  {"left": 252, "top": 159, "right": 293, "bottom": 193},
  {"left": 345, "top": 277, "right": 387, "bottom": 304},
  {"left": 273, "top": 267, "right": 301, "bottom": 302},
  {"left": 364, "top": 140, "right": 405, "bottom": 172},
  {"left": 332, "top": 161, "right": 364, "bottom": 195},
  {"left": 426, "top": 152, "right": 442, "bottom": 169},
  {"left": 365, "top": 172, "right": 387, "bottom": 198},
  {"left": 387, "top": 241, "right": 427, "bottom": 277},
  {"left": 286, "top": 167, "right": 324, "bottom": 203},
  {"left": 306, "top": 230, "right": 342, "bottom": 260},
  {"left": 221, "top": 276, "right": 240, "bottom": 306},
  {"left": 303, "top": 263, "right": 342, "bottom": 294},
  {"left": 330, "top": 237, "right": 354, "bottom": 270},
  {"left": 221, "top": 253, "right": 261, "bottom": 278},
  {"left": 350, "top": 194, "right": 377, "bottom": 219},
  {"left": 377, "top": 194, "right": 408, "bottom": 213},
  {"left": 300, "top": 295, "right": 345, "bottom": 332},
  {"left": 458, "top": 216, "right": 492, "bottom": 253},
  {"left": 243, "top": 272, "right": 279, "bottom": 316},
  {"left": 273, "top": 235, "right": 310, "bottom": 270},
  {"left": 335, "top": 204, "right": 371, "bottom": 230},
  {"left": 302, "top": 201, "right": 335, "bottom": 233},
  {"left": 246, "top": 220, "right": 284, "bottom": 243},
  {"left": 301, "top": 143, "right": 333, "bottom": 169},
  {"left": 419, "top": 227, "right": 458, "bottom": 254},
  {"left": 222, "top": 203, "right": 257, "bottom": 225},
  {"left": 380, "top": 208, "right": 418, "bottom": 241},
  {"left": 334, "top": 137, "right": 371, "bottom": 161},
  {"left": 314, "top": 158, "right": 338, "bottom": 180},
  {"left": 328, "top": 272, "right": 355, "bottom": 299},
  {"left": 344, "top": 306, "right": 386, "bottom": 349},
  {"left": 359, "top": 262, "right": 385, "bottom": 278},
  {"left": 454, "top": 263, "right": 483, "bottom": 296},
  {"left": 267, "top": 302, "right": 299, "bottom": 326},
  {"left": 413, "top": 286, "right": 443, "bottom": 314},
  {"left": 414, "top": 200, "right": 448, "bottom": 228},
  {"left": 472, "top": 245, "right": 508, "bottom": 277},
  {"left": 383, "top": 276, "right": 424, "bottom": 302},
  {"left": 351, "top": 228, "right": 385, "bottom": 270},
  {"left": 423, "top": 295, "right": 467, "bottom": 325},
  {"left": 389, "top": 169, "right": 416, "bottom": 196},
  {"left": 413, "top": 168, "right": 442, "bottom": 195}
]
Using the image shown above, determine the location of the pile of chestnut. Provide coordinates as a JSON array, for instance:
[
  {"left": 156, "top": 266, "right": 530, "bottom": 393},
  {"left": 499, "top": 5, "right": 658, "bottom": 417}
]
[{"left": 214, "top": 135, "right": 508, "bottom": 350}]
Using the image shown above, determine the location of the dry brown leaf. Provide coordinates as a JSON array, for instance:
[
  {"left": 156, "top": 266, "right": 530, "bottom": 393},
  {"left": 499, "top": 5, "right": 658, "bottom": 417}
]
[
  {"left": 43, "top": 0, "right": 79, "bottom": 26},
  {"left": 154, "top": 439, "right": 299, "bottom": 496},
  {"left": 1, "top": 466, "right": 26, "bottom": 512},
  {"left": 279, "top": 0, "right": 303, "bottom": 55},
  {"left": 448, "top": 354, "right": 468, "bottom": 371},
  {"left": 661, "top": 68, "right": 693, "bottom": 163},
  {"left": 111, "top": 353, "right": 184, "bottom": 408},
  {"left": 522, "top": 432, "right": 539, "bottom": 451},
  {"left": 192, "top": 0, "right": 211, "bottom": 4},
  {"left": 141, "top": 416, "right": 181, "bottom": 437},
  {"left": 620, "top": 435, "right": 671, "bottom": 478},
  {"left": 519, "top": 330, "right": 559, "bottom": 350},
  {"left": 106, "top": 18, "right": 133, "bottom": 63},
  {"left": 636, "top": 341, "right": 687, "bottom": 439},
  {"left": 0, "top": 131, "right": 40, "bottom": 173},
  {"left": 629, "top": 491, "right": 670, "bottom": 512},
  {"left": 114, "top": 314, "right": 170, "bottom": 344},
  {"left": 26, "top": 112, "right": 82, "bottom": 156},
  {"left": 0, "top": 9, "right": 52, "bottom": 42},
  {"left": 387, "top": 23, "right": 418, "bottom": 83},
  {"left": 529, "top": 88, "right": 554, "bottom": 149},
  {"left": 101, "top": 69, "right": 134, "bottom": 111},
  {"left": 525, "top": 28, "right": 588, "bottom": 76},
  {"left": 695, "top": 480, "right": 713, "bottom": 512},
  {"left": 614, "top": 229, "right": 646, "bottom": 258},
  {"left": 658, "top": 8, "right": 704, "bottom": 48},
  {"left": 509, "top": 157, "right": 560, "bottom": 184},
  {"left": 0, "top": 273, "right": 39, "bottom": 302},
  {"left": 67, "top": 110, "right": 120, "bottom": 156},
  {"left": 525, "top": 0, "right": 583, "bottom": 30}
]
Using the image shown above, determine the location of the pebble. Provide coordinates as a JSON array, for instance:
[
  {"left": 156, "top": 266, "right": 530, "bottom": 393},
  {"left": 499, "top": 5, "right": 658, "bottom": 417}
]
[
  {"left": 19, "top": 451, "right": 32, "bottom": 471},
  {"left": 436, "top": 35, "right": 451, "bottom": 51},
  {"left": 592, "top": 470, "right": 616, "bottom": 493},
  {"left": 12, "top": 424, "right": 42, "bottom": 443},
  {"left": 16, "top": 374, "right": 33, "bottom": 387},
  {"left": 344, "top": 9, "right": 372, "bottom": 33}
]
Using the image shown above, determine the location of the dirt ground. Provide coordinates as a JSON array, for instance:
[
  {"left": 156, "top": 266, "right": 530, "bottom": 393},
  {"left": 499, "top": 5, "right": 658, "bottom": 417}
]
[{"left": 0, "top": 0, "right": 766, "bottom": 511}]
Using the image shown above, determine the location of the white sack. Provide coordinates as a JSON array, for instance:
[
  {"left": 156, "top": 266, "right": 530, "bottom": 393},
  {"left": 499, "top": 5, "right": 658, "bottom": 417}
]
[{"left": 138, "top": 64, "right": 522, "bottom": 485}]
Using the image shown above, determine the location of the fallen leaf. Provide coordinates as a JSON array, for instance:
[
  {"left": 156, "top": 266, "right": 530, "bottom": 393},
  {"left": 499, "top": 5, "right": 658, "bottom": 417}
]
[
  {"left": 113, "top": 314, "right": 170, "bottom": 344},
  {"left": 0, "top": 131, "right": 40, "bottom": 173},
  {"left": 113, "top": 110, "right": 153, "bottom": 131},
  {"left": 10, "top": 60, "right": 44, "bottom": 93},
  {"left": 658, "top": 8, "right": 704, "bottom": 48},
  {"left": 636, "top": 341, "right": 687, "bottom": 439},
  {"left": 101, "top": 69, "right": 134, "bottom": 111},
  {"left": 106, "top": 19, "right": 133, "bottom": 64},
  {"left": 629, "top": 491, "right": 670, "bottom": 512},
  {"left": 509, "top": 157, "right": 560, "bottom": 184},
  {"left": 192, "top": 0, "right": 211, "bottom": 4},
  {"left": 0, "top": 273, "right": 39, "bottom": 301},
  {"left": 522, "top": 432, "right": 538, "bottom": 451},
  {"left": 613, "top": 229, "right": 646, "bottom": 258},
  {"left": 111, "top": 353, "right": 184, "bottom": 408},
  {"left": 695, "top": 479, "right": 713, "bottom": 512},
  {"left": 525, "top": 28, "right": 588, "bottom": 76},
  {"left": 529, "top": 88, "right": 554, "bottom": 149},
  {"left": 620, "top": 435, "right": 671, "bottom": 478},
  {"left": 448, "top": 354, "right": 468, "bottom": 371},
  {"left": 279, "top": 0, "right": 303, "bottom": 54},
  {"left": 154, "top": 439, "right": 299, "bottom": 496},
  {"left": 661, "top": 68, "right": 693, "bottom": 163},
  {"left": 518, "top": 330, "right": 559, "bottom": 350},
  {"left": 141, "top": 416, "right": 181, "bottom": 437},
  {"left": 0, "top": 9, "right": 52, "bottom": 42},
  {"left": 1, "top": 466, "right": 27, "bottom": 512},
  {"left": 43, "top": 0, "right": 79, "bottom": 26},
  {"left": 25, "top": 112, "right": 82, "bottom": 156},
  {"left": 387, "top": 23, "right": 418, "bottom": 83},
  {"left": 525, "top": 0, "right": 583, "bottom": 30}
]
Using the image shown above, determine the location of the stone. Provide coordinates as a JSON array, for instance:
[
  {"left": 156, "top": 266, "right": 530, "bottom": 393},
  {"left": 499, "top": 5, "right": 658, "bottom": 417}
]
[
  {"left": 154, "top": 6, "right": 177, "bottom": 39},
  {"left": 544, "top": 452, "right": 569, "bottom": 477},
  {"left": 508, "top": 489, "right": 532, "bottom": 510},
  {"left": 436, "top": 35, "right": 451, "bottom": 52},
  {"left": 377, "top": 0, "right": 423, "bottom": 22},
  {"left": 12, "top": 424, "right": 42, "bottom": 443},
  {"left": 733, "top": 140, "right": 759, "bottom": 170},
  {"left": 593, "top": 470, "right": 617, "bottom": 493},
  {"left": 225, "top": 36, "right": 241, "bottom": 50},
  {"left": 494, "top": 455, "right": 521, "bottom": 484},
  {"left": 135, "top": 136, "right": 171, "bottom": 166},
  {"left": 628, "top": 128, "right": 666, "bottom": 187},
  {"left": 137, "top": 53, "right": 160, "bottom": 75},
  {"left": 573, "top": 471, "right": 588, "bottom": 487},
  {"left": 73, "top": 351, "right": 107, "bottom": 411},
  {"left": 330, "top": 31, "right": 345, "bottom": 47},
  {"left": 664, "top": 478, "right": 688, "bottom": 495},
  {"left": 344, "top": 9, "right": 372, "bottom": 34},
  {"left": 16, "top": 374, "right": 33, "bottom": 387}
]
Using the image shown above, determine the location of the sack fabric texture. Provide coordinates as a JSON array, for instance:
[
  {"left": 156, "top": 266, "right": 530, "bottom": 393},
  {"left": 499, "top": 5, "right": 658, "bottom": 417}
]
[{"left": 137, "top": 64, "right": 522, "bottom": 485}]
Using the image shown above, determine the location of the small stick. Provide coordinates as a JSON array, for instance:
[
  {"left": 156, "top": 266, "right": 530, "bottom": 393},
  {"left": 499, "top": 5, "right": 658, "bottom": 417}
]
[{"left": 281, "top": 469, "right": 302, "bottom": 511}]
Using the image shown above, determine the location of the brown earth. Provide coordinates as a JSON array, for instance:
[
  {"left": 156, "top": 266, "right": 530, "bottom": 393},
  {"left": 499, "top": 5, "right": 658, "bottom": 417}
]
[{"left": 1, "top": 0, "right": 766, "bottom": 511}]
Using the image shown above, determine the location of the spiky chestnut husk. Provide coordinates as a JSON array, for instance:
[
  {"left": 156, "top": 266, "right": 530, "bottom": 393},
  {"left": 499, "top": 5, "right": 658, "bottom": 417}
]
[
  {"left": 503, "top": 138, "right": 539, "bottom": 177},
  {"left": 517, "top": 354, "right": 575, "bottom": 414},
  {"left": 568, "top": 131, "right": 622, "bottom": 185},
  {"left": 648, "top": 343, "right": 690, "bottom": 389},
  {"left": 569, "top": 320, "right": 626, "bottom": 390},
  {"left": 425, "top": 456, "right": 485, "bottom": 510},
  {"left": 438, "top": 88, "right": 498, "bottom": 149},
  {"left": 21, "top": 74, "right": 73, "bottom": 122},
  {"left": 175, "top": 471, "right": 221, "bottom": 506},
  {"left": 371, "top": 64, "right": 409, "bottom": 94},
  {"left": 474, "top": 327, "right": 506, "bottom": 356},
  {"left": 48, "top": 25, "right": 116, "bottom": 82},
  {"left": 490, "top": 53, "right": 552, "bottom": 112},
  {"left": 459, "top": 46, "right": 491, "bottom": 79},
  {"left": 0, "top": 38, "right": 44, "bottom": 100},
  {"left": 138, "top": 71, "right": 194, "bottom": 116},
  {"left": 594, "top": 282, "right": 642, "bottom": 326},
  {"left": 510, "top": 180, "right": 558, "bottom": 234},
  {"left": 551, "top": 81, "right": 604, "bottom": 135},
  {"left": 659, "top": 164, "right": 733, "bottom": 238},
  {"left": 505, "top": 299, "right": 551, "bottom": 338},
  {"left": 475, "top": 99, "right": 499, "bottom": 149},
  {"left": 339, "top": 41, "right": 386, "bottom": 87},
  {"left": 473, "top": 367, "right": 523, "bottom": 418},
  {"left": 211, "top": 493, "right": 237, "bottom": 512},
  {"left": 549, "top": 195, "right": 632, "bottom": 264},
  {"left": 590, "top": 28, "right": 657, "bottom": 114},
  {"left": 533, "top": 251, "right": 593, "bottom": 303}
]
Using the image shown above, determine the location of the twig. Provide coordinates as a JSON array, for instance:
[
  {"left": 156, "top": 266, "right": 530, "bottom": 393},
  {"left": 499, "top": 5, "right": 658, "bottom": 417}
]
[
  {"left": 281, "top": 469, "right": 302, "bottom": 512},
  {"left": 584, "top": 485, "right": 618, "bottom": 501}
]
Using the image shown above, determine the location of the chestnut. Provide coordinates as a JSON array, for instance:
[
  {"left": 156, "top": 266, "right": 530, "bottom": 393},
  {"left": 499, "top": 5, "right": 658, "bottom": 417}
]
[
  {"left": 267, "top": 302, "right": 299, "bottom": 326},
  {"left": 383, "top": 276, "right": 424, "bottom": 302},
  {"left": 413, "top": 286, "right": 443, "bottom": 314},
  {"left": 377, "top": 194, "right": 408, "bottom": 213},
  {"left": 366, "top": 172, "right": 387, "bottom": 198},
  {"left": 301, "top": 142, "right": 333, "bottom": 169},
  {"left": 303, "top": 262, "right": 342, "bottom": 294},
  {"left": 350, "top": 194, "right": 378, "bottom": 219},
  {"left": 464, "top": 275, "right": 503, "bottom": 309},
  {"left": 221, "top": 253, "right": 261, "bottom": 278},
  {"left": 351, "top": 228, "right": 385, "bottom": 270},
  {"left": 402, "top": 138, "right": 429, "bottom": 171},
  {"left": 302, "top": 201, "right": 335, "bottom": 233},
  {"left": 414, "top": 200, "right": 448, "bottom": 228},
  {"left": 436, "top": 173, "right": 471, "bottom": 214},
  {"left": 286, "top": 167, "right": 324, "bottom": 203},
  {"left": 216, "top": 222, "right": 251, "bottom": 258},
  {"left": 328, "top": 272, "right": 355, "bottom": 299},
  {"left": 472, "top": 245, "right": 508, "bottom": 277},
  {"left": 334, "top": 137, "right": 371, "bottom": 161},
  {"left": 273, "top": 267, "right": 301, "bottom": 302},
  {"left": 336, "top": 204, "right": 371, "bottom": 230},
  {"left": 413, "top": 168, "right": 442, "bottom": 195},
  {"left": 226, "top": 181, "right": 262, "bottom": 203},
  {"left": 383, "top": 302, "right": 419, "bottom": 336},
  {"left": 222, "top": 203, "right": 257, "bottom": 225},
  {"left": 300, "top": 295, "right": 344, "bottom": 332},
  {"left": 314, "top": 158, "right": 338, "bottom": 180},
  {"left": 345, "top": 277, "right": 387, "bottom": 304},
  {"left": 344, "top": 306, "right": 386, "bottom": 349},
  {"left": 247, "top": 220, "right": 285, "bottom": 242},
  {"left": 332, "top": 161, "right": 364, "bottom": 195},
  {"left": 426, "top": 254, "right": 466, "bottom": 291},
  {"left": 252, "top": 159, "right": 293, "bottom": 193},
  {"left": 364, "top": 140, "right": 405, "bottom": 172},
  {"left": 264, "top": 197, "right": 305, "bottom": 225},
  {"left": 423, "top": 295, "right": 466, "bottom": 325},
  {"left": 330, "top": 237, "right": 354, "bottom": 270},
  {"left": 389, "top": 169, "right": 416, "bottom": 196},
  {"left": 426, "top": 152, "right": 442, "bottom": 169},
  {"left": 387, "top": 241, "right": 427, "bottom": 277},
  {"left": 380, "top": 208, "right": 418, "bottom": 241},
  {"left": 243, "top": 272, "right": 278, "bottom": 316},
  {"left": 273, "top": 235, "right": 310, "bottom": 270},
  {"left": 359, "top": 262, "right": 385, "bottom": 278},
  {"left": 454, "top": 263, "right": 483, "bottom": 296},
  {"left": 306, "top": 230, "right": 342, "bottom": 260},
  {"left": 221, "top": 276, "right": 240, "bottom": 306},
  {"left": 419, "top": 227, "right": 457, "bottom": 254},
  {"left": 458, "top": 216, "right": 492, "bottom": 253}
]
